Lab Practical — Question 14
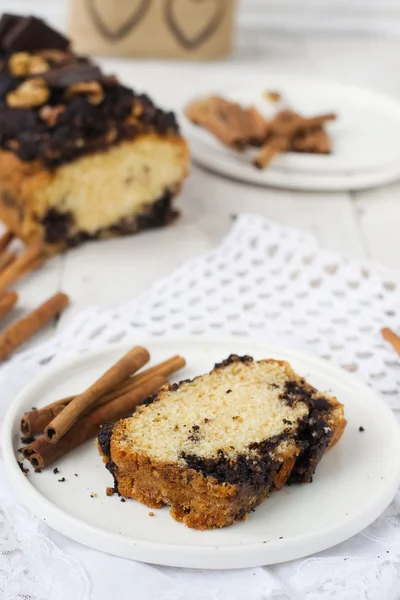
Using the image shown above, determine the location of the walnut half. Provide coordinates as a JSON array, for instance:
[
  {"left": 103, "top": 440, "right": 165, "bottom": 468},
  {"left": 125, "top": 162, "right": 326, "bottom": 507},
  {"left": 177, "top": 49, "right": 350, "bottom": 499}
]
[
  {"left": 9, "top": 52, "right": 49, "bottom": 77},
  {"left": 7, "top": 78, "right": 50, "bottom": 109},
  {"left": 64, "top": 81, "right": 104, "bottom": 105},
  {"left": 39, "top": 104, "right": 66, "bottom": 127}
]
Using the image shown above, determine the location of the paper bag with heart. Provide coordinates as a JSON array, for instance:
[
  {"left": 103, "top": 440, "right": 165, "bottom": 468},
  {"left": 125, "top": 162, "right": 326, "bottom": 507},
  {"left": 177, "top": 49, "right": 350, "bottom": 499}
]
[{"left": 68, "top": 0, "right": 236, "bottom": 59}]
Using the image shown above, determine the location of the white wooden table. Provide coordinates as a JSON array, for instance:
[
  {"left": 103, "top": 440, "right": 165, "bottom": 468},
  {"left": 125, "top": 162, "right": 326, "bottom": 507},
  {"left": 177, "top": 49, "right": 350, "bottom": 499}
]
[{"left": 7, "top": 36, "right": 400, "bottom": 349}]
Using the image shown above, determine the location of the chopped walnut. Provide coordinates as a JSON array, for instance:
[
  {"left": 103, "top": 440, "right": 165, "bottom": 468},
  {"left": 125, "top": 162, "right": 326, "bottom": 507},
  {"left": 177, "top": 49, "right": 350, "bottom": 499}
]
[
  {"left": 105, "top": 128, "right": 117, "bottom": 143},
  {"left": 39, "top": 104, "right": 66, "bottom": 127},
  {"left": 65, "top": 81, "right": 104, "bottom": 105},
  {"left": 6, "top": 78, "right": 50, "bottom": 108},
  {"left": 9, "top": 52, "right": 49, "bottom": 77},
  {"left": 132, "top": 100, "right": 143, "bottom": 117}
]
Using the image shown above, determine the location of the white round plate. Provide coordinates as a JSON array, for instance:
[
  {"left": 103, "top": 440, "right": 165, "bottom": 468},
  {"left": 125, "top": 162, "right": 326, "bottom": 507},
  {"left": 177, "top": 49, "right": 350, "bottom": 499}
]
[
  {"left": 189, "top": 137, "right": 400, "bottom": 191},
  {"left": 3, "top": 338, "right": 400, "bottom": 570},
  {"left": 180, "top": 76, "right": 400, "bottom": 189}
]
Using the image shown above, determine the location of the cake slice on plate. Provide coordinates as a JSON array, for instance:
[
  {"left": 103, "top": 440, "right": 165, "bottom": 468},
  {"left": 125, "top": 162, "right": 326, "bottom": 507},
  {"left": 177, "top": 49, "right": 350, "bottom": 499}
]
[
  {"left": 0, "top": 14, "right": 189, "bottom": 253},
  {"left": 98, "top": 355, "right": 346, "bottom": 530}
]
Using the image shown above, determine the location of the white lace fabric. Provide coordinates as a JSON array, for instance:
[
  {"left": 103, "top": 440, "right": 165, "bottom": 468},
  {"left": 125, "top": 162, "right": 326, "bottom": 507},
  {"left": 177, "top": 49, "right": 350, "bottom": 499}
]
[{"left": 1, "top": 214, "right": 400, "bottom": 600}]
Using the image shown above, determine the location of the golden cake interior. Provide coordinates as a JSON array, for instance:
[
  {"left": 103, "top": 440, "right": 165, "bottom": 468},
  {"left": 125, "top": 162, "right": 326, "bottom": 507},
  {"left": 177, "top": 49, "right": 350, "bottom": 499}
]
[
  {"left": 0, "top": 134, "right": 188, "bottom": 248},
  {"left": 114, "top": 359, "right": 309, "bottom": 464}
]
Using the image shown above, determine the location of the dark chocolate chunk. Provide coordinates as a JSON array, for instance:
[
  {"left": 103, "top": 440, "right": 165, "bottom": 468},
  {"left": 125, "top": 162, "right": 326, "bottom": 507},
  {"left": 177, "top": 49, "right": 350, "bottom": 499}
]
[
  {"left": 20, "top": 435, "right": 35, "bottom": 444},
  {"left": 17, "top": 460, "right": 29, "bottom": 475},
  {"left": 2, "top": 16, "right": 70, "bottom": 53},
  {"left": 120, "top": 498, "right": 126, "bottom": 502},
  {"left": 58, "top": 477, "right": 65, "bottom": 482},
  {"left": 97, "top": 422, "right": 115, "bottom": 459},
  {"left": 0, "top": 14, "right": 22, "bottom": 47},
  {"left": 53, "top": 467, "right": 59, "bottom": 474},
  {"left": 359, "top": 426, "right": 365, "bottom": 432},
  {"left": 40, "top": 63, "right": 103, "bottom": 88}
]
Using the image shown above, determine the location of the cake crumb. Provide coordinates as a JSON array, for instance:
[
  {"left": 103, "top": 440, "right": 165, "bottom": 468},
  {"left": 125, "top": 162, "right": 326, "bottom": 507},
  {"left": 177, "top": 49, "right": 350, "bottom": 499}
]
[
  {"left": 263, "top": 90, "right": 281, "bottom": 102},
  {"left": 90, "top": 493, "right": 97, "bottom": 498},
  {"left": 106, "top": 487, "right": 114, "bottom": 496},
  {"left": 17, "top": 461, "right": 29, "bottom": 476},
  {"left": 359, "top": 426, "right": 365, "bottom": 432},
  {"left": 149, "top": 511, "right": 155, "bottom": 517},
  {"left": 21, "top": 435, "right": 35, "bottom": 444}
]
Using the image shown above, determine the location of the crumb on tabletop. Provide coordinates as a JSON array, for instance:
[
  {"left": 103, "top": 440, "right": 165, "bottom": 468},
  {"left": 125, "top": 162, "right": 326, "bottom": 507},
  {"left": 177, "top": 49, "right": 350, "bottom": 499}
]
[
  {"left": 263, "top": 90, "right": 282, "bottom": 103},
  {"left": 106, "top": 487, "right": 114, "bottom": 496},
  {"left": 149, "top": 511, "right": 155, "bottom": 517},
  {"left": 359, "top": 426, "right": 365, "bottom": 432},
  {"left": 58, "top": 477, "right": 65, "bottom": 482},
  {"left": 121, "top": 498, "right": 126, "bottom": 503},
  {"left": 53, "top": 467, "right": 59, "bottom": 474}
]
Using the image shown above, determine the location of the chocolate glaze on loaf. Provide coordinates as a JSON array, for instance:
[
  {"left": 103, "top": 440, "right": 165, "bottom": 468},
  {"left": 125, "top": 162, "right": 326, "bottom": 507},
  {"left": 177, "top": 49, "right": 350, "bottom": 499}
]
[{"left": 0, "top": 14, "right": 179, "bottom": 168}]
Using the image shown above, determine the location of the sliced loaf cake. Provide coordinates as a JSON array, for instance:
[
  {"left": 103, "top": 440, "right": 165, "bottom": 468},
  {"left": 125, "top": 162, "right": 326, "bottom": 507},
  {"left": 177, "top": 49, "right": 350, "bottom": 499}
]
[{"left": 98, "top": 355, "right": 346, "bottom": 530}]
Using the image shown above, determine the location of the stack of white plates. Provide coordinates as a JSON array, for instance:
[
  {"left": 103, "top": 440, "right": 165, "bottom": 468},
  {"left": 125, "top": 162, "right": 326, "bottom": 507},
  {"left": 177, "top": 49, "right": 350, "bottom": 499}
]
[{"left": 180, "top": 76, "right": 400, "bottom": 191}]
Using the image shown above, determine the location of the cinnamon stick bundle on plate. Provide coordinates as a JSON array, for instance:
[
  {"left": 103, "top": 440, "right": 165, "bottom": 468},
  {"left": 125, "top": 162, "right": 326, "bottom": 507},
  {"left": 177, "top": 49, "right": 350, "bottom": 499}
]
[
  {"left": 20, "top": 352, "right": 187, "bottom": 469},
  {"left": 23, "top": 375, "right": 167, "bottom": 469},
  {"left": 44, "top": 345, "right": 151, "bottom": 443},
  {"left": 21, "top": 355, "right": 186, "bottom": 436}
]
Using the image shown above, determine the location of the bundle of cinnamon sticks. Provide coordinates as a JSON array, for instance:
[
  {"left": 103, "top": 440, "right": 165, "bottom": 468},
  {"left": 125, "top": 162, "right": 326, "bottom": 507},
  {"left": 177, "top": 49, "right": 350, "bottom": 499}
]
[
  {"left": 20, "top": 346, "right": 186, "bottom": 470},
  {"left": 0, "top": 230, "right": 70, "bottom": 360},
  {"left": 185, "top": 95, "right": 337, "bottom": 170}
]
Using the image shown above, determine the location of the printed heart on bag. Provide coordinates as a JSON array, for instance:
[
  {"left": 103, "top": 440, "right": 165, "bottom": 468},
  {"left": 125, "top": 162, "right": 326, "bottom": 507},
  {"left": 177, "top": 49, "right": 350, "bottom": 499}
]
[
  {"left": 164, "top": 0, "right": 227, "bottom": 50},
  {"left": 86, "top": 0, "right": 151, "bottom": 41}
]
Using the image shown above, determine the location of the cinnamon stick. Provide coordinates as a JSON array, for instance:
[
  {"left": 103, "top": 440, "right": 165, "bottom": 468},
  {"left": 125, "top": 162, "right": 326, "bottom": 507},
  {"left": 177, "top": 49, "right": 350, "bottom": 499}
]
[
  {"left": 21, "top": 355, "right": 186, "bottom": 436},
  {"left": 253, "top": 111, "right": 336, "bottom": 169},
  {"left": 0, "top": 291, "right": 18, "bottom": 320},
  {"left": 0, "top": 230, "right": 14, "bottom": 252},
  {"left": 381, "top": 328, "right": 400, "bottom": 356},
  {"left": 18, "top": 254, "right": 46, "bottom": 279},
  {"left": 0, "top": 242, "right": 45, "bottom": 289},
  {"left": 0, "top": 251, "right": 15, "bottom": 273},
  {"left": 253, "top": 137, "right": 289, "bottom": 169},
  {"left": 23, "top": 375, "right": 166, "bottom": 469},
  {"left": 45, "top": 345, "right": 150, "bottom": 443},
  {"left": 0, "top": 292, "right": 69, "bottom": 361}
]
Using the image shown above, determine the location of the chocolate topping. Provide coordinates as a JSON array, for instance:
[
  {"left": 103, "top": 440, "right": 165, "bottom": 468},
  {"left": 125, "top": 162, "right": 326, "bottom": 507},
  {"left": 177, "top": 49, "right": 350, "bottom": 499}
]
[
  {"left": 0, "top": 13, "right": 180, "bottom": 167},
  {"left": 0, "top": 14, "right": 21, "bottom": 45},
  {"left": 1, "top": 16, "right": 69, "bottom": 53},
  {"left": 40, "top": 64, "right": 103, "bottom": 88}
]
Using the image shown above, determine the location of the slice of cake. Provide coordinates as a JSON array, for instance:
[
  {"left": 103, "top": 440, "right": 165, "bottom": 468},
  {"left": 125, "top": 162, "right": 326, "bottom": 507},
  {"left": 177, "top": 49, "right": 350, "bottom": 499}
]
[
  {"left": 0, "top": 15, "right": 189, "bottom": 253},
  {"left": 98, "top": 355, "right": 346, "bottom": 530}
]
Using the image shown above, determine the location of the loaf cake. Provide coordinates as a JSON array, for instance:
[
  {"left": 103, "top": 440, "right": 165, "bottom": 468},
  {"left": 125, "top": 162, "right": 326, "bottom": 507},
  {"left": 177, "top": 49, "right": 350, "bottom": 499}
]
[
  {"left": 0, "top": 14, "right": 189, "bottom": 253},
  {"left": 98, "top": 355, "right": 346, "bottom": 530}
]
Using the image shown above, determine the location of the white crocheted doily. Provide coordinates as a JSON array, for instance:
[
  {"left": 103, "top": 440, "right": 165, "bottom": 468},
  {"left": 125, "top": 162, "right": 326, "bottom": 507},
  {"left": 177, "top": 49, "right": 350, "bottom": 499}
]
[{"left": 1, "top": 214, "right": 400, "bottom": 600}]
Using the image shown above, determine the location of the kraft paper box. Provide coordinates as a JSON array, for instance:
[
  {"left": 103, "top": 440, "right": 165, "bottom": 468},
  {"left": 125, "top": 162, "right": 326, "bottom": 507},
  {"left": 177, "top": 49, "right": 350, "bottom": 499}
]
[{"left": 68, "top": 0, "right": 236, "bottom": 59}]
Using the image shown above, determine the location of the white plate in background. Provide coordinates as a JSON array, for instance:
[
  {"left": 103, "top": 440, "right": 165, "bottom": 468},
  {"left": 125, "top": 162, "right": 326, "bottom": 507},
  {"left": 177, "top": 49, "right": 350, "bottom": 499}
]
[
  {"left": 180, "top": 77, "right": 400, "bottom": 189},
  {"left": 3, "top": 339, "right": 400, "bottom": 569}
]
